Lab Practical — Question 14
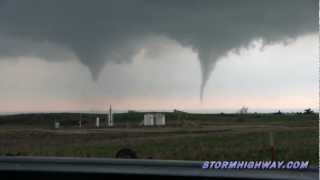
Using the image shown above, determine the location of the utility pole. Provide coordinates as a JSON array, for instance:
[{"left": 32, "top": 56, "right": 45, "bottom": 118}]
[{"left": 106, "top": 107, "right": 108, "bottom": 128}]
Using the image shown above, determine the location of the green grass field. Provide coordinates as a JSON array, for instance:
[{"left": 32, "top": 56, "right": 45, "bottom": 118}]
[{"left": 0, "top": 112, "right": 318, "bottom": 165}]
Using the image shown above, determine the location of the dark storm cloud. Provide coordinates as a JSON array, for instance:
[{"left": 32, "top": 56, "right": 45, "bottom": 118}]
[{"left": 0, "top": 0, "right": 317, "bottom": 100}]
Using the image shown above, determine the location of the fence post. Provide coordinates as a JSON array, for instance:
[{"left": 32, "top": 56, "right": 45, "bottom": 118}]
[{"left": 269, "top": 132, "right": 276, "bottom": 161}]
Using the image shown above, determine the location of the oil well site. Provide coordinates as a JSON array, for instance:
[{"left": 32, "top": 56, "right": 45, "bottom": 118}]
[{"left": 0, "top": 108, "right": 317, "bottom": 165}]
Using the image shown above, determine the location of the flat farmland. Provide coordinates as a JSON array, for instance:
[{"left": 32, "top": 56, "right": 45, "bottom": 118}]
[{"left": 0, "top": 113, "right": 318, "bottom": 165}]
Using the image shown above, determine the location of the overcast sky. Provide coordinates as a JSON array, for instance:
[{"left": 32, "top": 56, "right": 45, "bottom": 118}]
[{"left": 0, "top": 0, "right": 318, "bottom": 113}]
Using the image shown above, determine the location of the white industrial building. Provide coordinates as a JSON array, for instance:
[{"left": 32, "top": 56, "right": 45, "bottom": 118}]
[{"left": 143, "top": 113, "right": 166, "bottom": 126}]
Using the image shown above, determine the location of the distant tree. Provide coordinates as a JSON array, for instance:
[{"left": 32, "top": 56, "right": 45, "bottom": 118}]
[
  {"left": 173, "top": 109, "right": 187, "bottom": 114},
  {"left": 274, "top": 110, "right": 282, "bottom": 115},
  {"left": 239, "top": 106, "right": 248, "bottom": 114},
  {"left": 303, "top": 108, "right": 314, "bottom": 114},
  {"left": 253, "top": 112, "right": 261, "bottom": 118}
]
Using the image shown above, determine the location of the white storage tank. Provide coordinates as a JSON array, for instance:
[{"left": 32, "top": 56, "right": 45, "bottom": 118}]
[
  {"left": 96, "top": 117, "right": 100, "bottom": 128},
  {"left": 143, "top": 114, "right": 154, "bottom": 126},
  {"left": 107, "top": 105, "right": 114, "bottom": 127},
  {"left": 154, "top": 113, "right": 166, "bottom": 126},
  {"left": 54, "top": 121, "right": 60, "bottom": 129}
]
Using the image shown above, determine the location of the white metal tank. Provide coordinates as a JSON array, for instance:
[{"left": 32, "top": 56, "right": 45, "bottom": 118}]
[
  {"left": 96, "top": 117, "right": 100, "bottom": 128},
  {"left": 108, "top": 105, "right": 114, "bottom": 127},
  {"left": 54, "top": 121, "right": 60, "bottom": 129},
  {"left": 143, "top": 114, "right": 154, "bottom": 126},
  {"left": 154, "top": 113, "right": 166, "bottom": 126}
]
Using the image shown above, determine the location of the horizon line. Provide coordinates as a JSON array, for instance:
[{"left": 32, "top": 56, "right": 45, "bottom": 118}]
[{"left": 0, "top": 108, "right": 318, "bottom": 115}]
